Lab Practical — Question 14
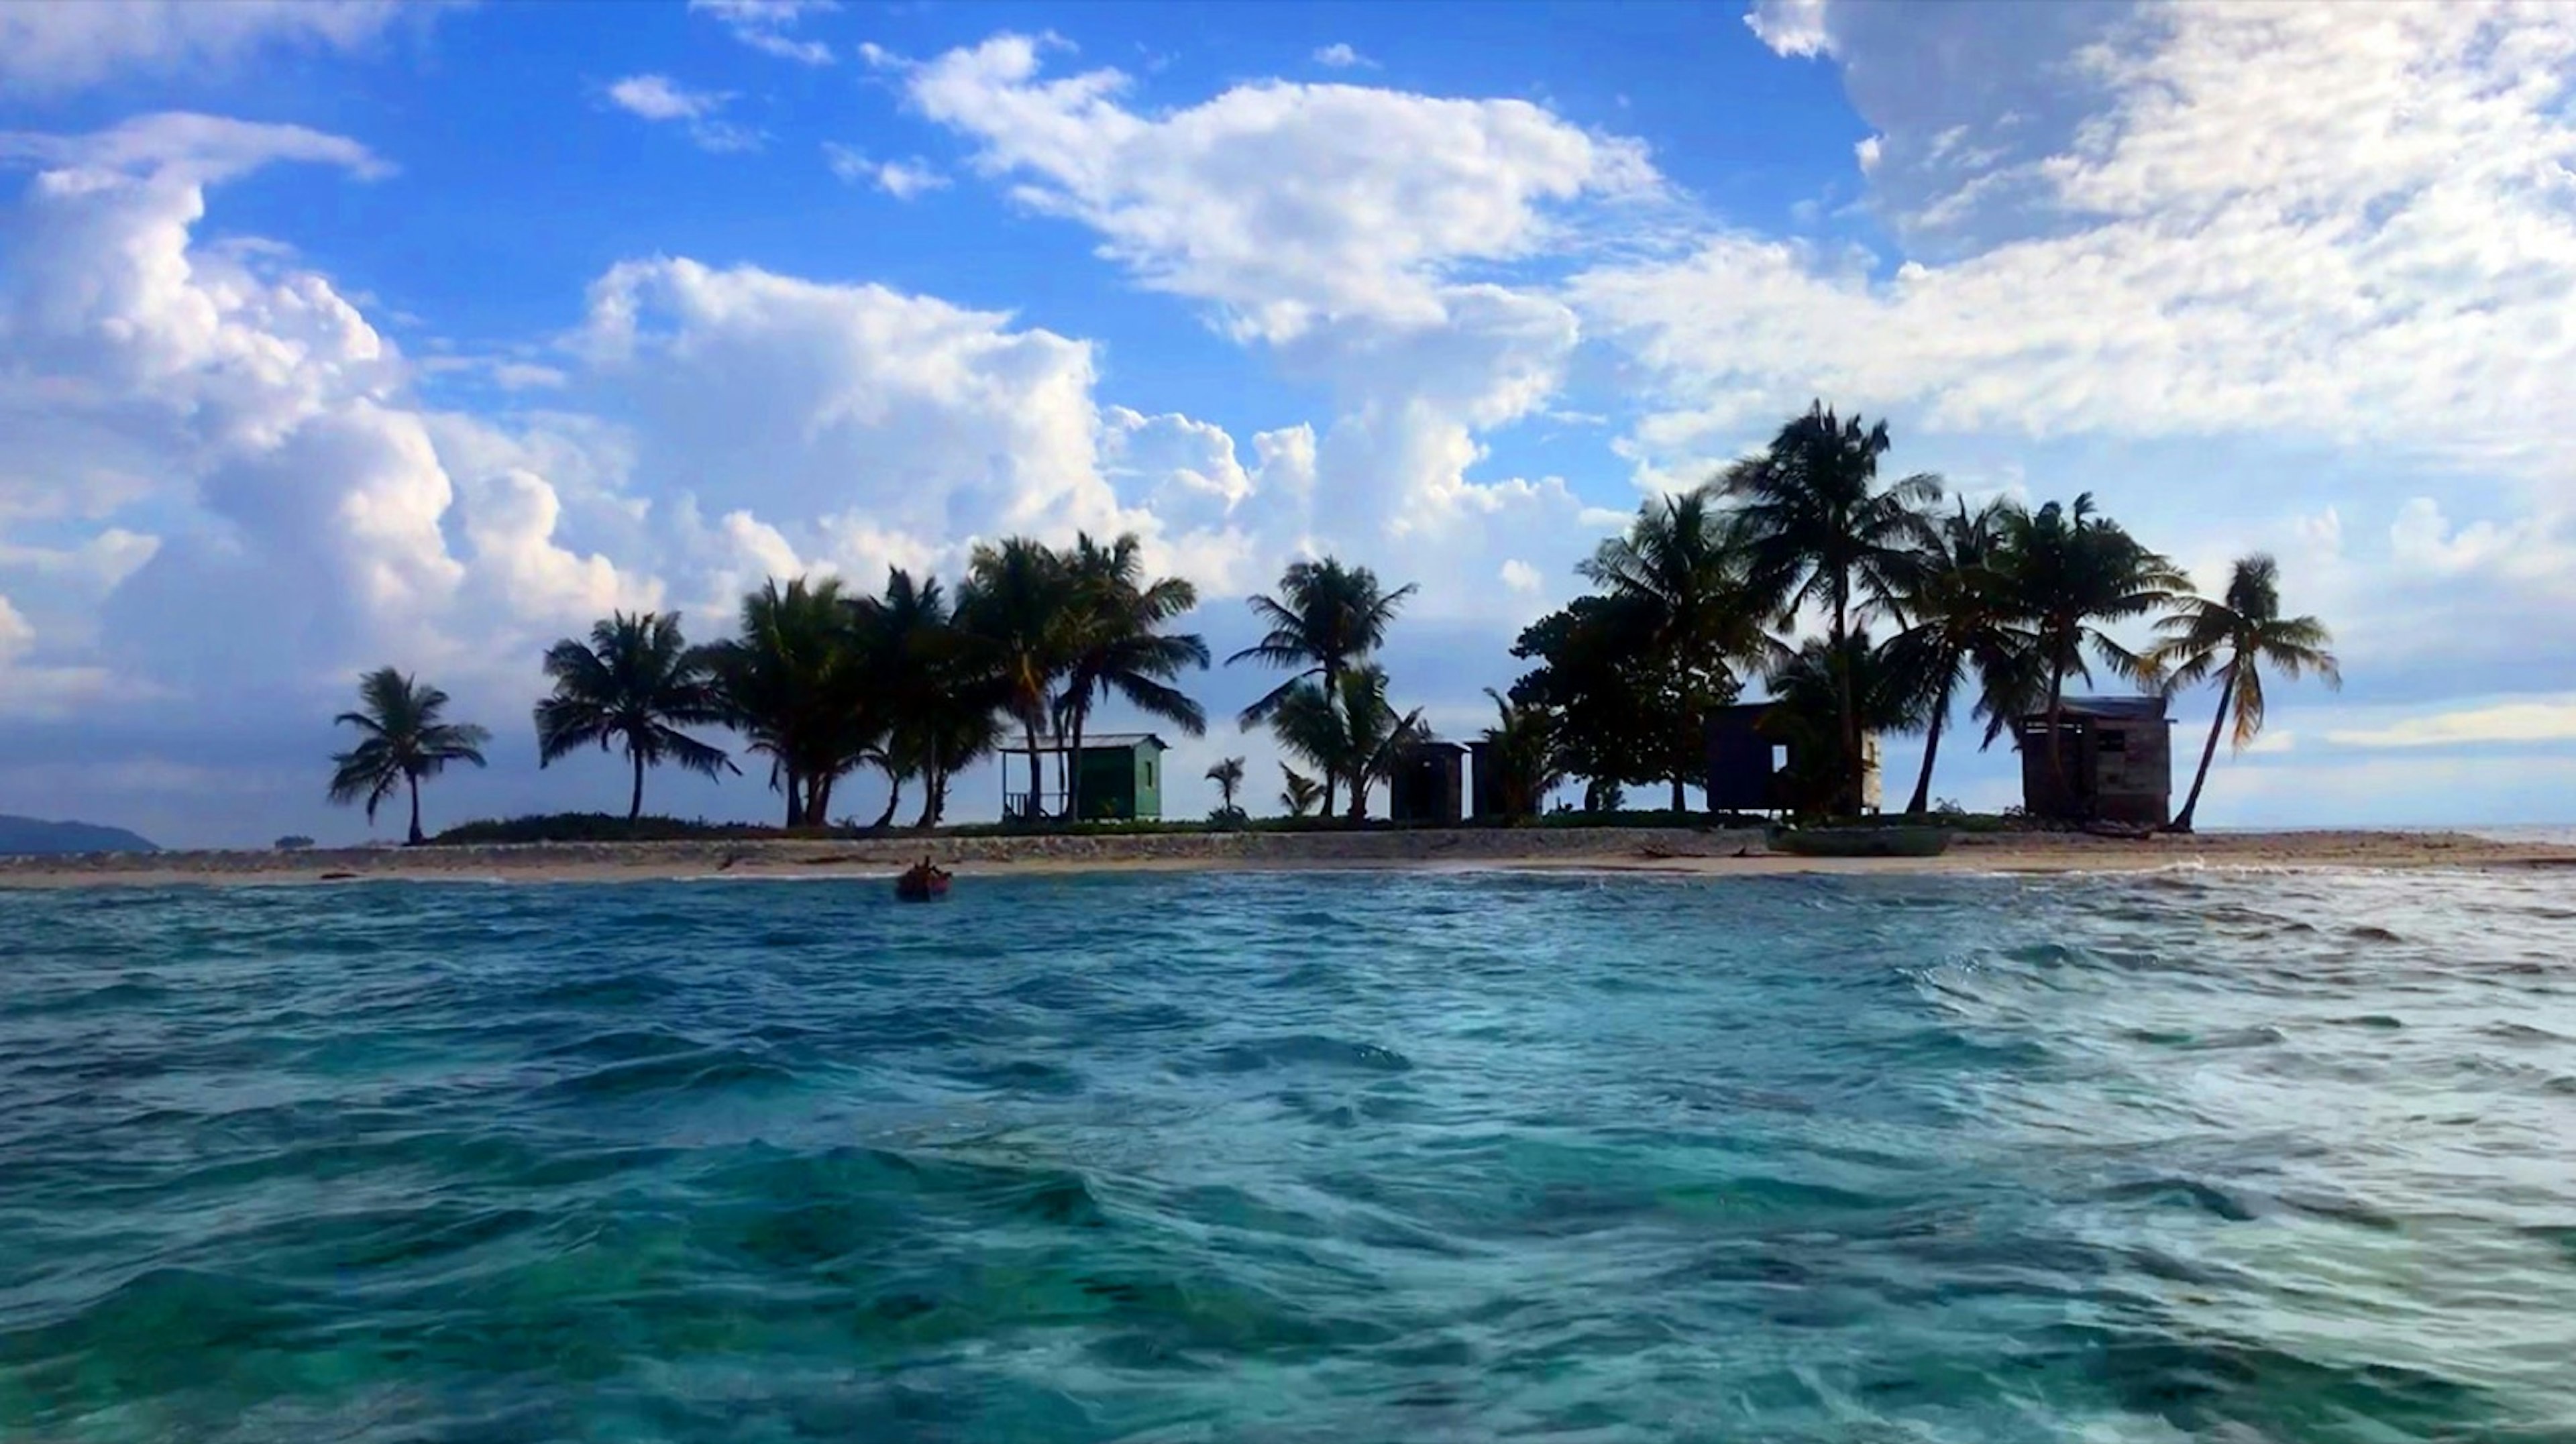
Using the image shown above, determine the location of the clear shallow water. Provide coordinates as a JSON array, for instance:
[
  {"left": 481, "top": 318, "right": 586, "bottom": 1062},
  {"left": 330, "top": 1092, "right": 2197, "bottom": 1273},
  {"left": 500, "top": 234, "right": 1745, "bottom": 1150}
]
[{"left": 2, "top": 869, "right": 2572, "bottom": 1443}]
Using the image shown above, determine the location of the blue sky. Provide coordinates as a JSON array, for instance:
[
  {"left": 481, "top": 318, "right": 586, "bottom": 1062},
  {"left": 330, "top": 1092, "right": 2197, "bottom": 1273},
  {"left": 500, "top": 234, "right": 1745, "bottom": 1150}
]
[{"left": 1, "top": 0, "right": 2571, "bottom": 846}]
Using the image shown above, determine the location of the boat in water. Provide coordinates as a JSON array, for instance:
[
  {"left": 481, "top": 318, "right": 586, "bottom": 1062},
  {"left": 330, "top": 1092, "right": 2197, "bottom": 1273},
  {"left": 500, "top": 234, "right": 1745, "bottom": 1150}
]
[{"left": 896, "top": 858, "right": 953, "bottom": 901}]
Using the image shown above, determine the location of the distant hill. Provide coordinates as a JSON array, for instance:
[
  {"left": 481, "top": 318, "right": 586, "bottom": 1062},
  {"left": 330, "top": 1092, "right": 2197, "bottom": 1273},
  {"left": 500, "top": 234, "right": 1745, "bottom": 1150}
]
[{"left": 0, "top": 815, "right": 160, "bottom": 856}]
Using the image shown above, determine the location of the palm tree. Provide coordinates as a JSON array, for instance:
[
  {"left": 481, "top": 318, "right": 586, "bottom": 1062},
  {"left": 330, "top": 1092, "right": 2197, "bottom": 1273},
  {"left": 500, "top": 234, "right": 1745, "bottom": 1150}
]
[
  {"left": 1994, "top": 494, "right": 2187, "bottom": 816},
  {"left": 853, "top": 569, "right": 968, "bottom": 829},
  {"left": 1717, "top": 402, "right": 1941, "bottom": 814},
  {"left": 1270, "top": 665, "right": 1426, "bottom": 822},
  {"left": 958, "top": 539, "right": 1077, "bottom": 823},
  {"left": 533, "top": 611, "right": 737, "bottom": 820},
  {"left": 1279, "top": 765, "right": 1324, "bottom": 818},
  {"left": 327, "top": 667, "right": 491, "bottom": 844},
  {"left": 1581, "top": 488, "right": 1785, "bottom": 813},
  {"left": 1878, "top": 500, "right": 2031, "bottom": 815},
  {"left": 1206, "top": 756, "right": 1246, "bottom": 814},
  {"left": 1227, "top": 558, "right": 1416, "bottom": 816},
  {"left": 1055, "top": 533, "right": 1210, "bottom": 820},
  {"left": 2145, "top": 554, "right": 2340, "bottom": 833},
  {"left": 1763, "top": 632, "right": 1916, "bottom": 817},
  {"left": 1480, "top": 687, "right": 1565, "bottom": 824},
  {"left": 707, "top": 577, "right": 875, "bottom": 826}
]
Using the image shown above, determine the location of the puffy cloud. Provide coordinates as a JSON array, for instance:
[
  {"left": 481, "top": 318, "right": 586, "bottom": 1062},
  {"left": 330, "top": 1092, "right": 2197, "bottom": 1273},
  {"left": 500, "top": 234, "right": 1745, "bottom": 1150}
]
[
  {"left": 1312, "top": 43, "right": 1376, "bottom": 70},
  {"left": 0, "top": 0, "right": 453, "bottom": 98},
  {"left": 820, "top": 143, "right": 948, "bottom": 198},
  {"left": 605, "top": 76, "right": 759, "bottom": 153},
  {"left": 1745, "top": 0, "right": 1835, "bottom": 58},
  {"left": 689, "top": 0, "right": 837, "bottom": 65},
  {"left": 906, "top": 33, "right": 1657, "bottom": 342}
]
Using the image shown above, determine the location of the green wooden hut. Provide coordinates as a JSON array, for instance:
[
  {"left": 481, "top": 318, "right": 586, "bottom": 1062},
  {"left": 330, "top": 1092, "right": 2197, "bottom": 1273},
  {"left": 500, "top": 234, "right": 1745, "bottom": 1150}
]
[{"left": 998, "top": 733, "right": 1170, "bottom": 822}]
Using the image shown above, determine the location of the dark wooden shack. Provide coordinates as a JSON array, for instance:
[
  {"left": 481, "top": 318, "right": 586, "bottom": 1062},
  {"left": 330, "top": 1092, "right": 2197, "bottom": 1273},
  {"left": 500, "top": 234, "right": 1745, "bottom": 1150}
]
[
  {"left": 2017, "top": 696, "right": 2172, "bottom": 825},
  {"left": 1389, "top": 740, "right": 1468, "bottom": 825}
]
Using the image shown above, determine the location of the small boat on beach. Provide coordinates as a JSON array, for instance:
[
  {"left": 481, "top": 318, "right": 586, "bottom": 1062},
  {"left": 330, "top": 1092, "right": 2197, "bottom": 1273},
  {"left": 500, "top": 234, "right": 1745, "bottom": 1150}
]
[
  {"left": 896, "top": 857, "right": 952, "bottom": 901},
  {"left": 1769, "top": 826, "right": 1952, "bottom": 858}
]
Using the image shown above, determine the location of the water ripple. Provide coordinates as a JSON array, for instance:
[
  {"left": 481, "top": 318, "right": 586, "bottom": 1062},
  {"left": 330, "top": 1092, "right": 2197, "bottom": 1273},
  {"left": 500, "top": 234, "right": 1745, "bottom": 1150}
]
[{"left": 1, "top": 867, "right": 2571, "bottom": 1440}]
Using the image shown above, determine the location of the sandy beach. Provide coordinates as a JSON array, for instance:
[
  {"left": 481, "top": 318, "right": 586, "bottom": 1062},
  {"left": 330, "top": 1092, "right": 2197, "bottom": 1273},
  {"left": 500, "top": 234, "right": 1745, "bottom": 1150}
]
[{"left": 0, "top": 826, "right": 2568, "bottom": 888}]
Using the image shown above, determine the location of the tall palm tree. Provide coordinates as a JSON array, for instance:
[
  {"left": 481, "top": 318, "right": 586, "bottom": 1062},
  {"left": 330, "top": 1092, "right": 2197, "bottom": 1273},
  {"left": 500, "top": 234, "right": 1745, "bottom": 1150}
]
[
  {"left": 851, "top": 569, "right": 979, "bottom": 830},
  {"left": 2145, "top": 554, "right": 2340, "bottom": 833},
  {"left": 1227, "top": 558, "right": 1416, "bottom": 817},
  {"left": 1581, "top": 488, "right": 1785, "bottom": 813},
  {"left": 1480, "top": 687, "right": 1565, "bottom": 824},
  {"left": 1206, "top": 757, "right": 1246, "bottom": 815},
  {"left": 1055, "top": 533, "right": 1210, "bottom": 820},
  {"left": 1878, "top": 500, "right": 2031, "bottom": 815},
  {"left": 533, "top": 611, "right": 736, "bottom": 820},
  {"left": 957, "top": 538, "right": 1077, "bottom": 822},
  {"left": 707, "top": 577, "right": 875, "bottom": 827},
  {"left": 1270, "top": 665, "right": 1426, "bottom": 822},
  {"left": 327, "top": 667, "right": 491, "bottom": 844},
  {"left": 1994, "top": 494, "right": 2188, "bottom": 815},
  {"left": 1279, "top": 765, "right": 1324, "bottom": 818},
  {"left": 1717, "top": 402, "right": 1942, "bottom": 814}
]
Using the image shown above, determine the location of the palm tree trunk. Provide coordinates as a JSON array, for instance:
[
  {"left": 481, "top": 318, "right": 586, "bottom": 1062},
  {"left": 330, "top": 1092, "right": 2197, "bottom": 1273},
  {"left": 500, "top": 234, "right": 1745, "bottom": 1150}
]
[
  {"left": 629, "top": 749, "right": 647, "bottom": 822},
  {"left": 1833, "top": 585, "right": 1859, "bottom": 816},
  {"left": 2041, "top": 657, "right": 2072, "bottom": 820},
  {"left": 784, "top": 769, "right": 803, "bottom": 828},
  {"left": 1319, "top": 659, "right": 1341, "bottom": 824},
  {"left": 871, "top": 771, "right": 902, "bottom": 830},
  {"left": 1066, "top": 703, "right": 1087, "bottom": 822},
  {"left": 1669, "top": 773, "right": 1686, "bottom": 816},
  {"left": 2171, "top": 668, "right": 2235, "bottom": 834},
  {"left": 406, "top": 773, "right": 423, "bottom": 846},
  {"left": 1906, "top": 680, "right": 1951, "bottom": 816},
  {"left": 1023, "top": 716, "right": 1045, "bottom": 823}
]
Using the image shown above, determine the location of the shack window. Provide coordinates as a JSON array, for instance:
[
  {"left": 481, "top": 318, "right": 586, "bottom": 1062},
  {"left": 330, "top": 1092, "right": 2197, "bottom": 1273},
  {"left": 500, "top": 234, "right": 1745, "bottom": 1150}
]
[
  {"left": 1144, "top": 758, "right": 1156, "bottom": 787},
  {"left": 2099, "top": 730, "right": 2129, "bottom": 754}
]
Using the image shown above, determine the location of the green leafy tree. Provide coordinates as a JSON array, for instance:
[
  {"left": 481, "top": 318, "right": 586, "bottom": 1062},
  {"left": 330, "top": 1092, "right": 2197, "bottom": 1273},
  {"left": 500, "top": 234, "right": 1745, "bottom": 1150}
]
[
  {"left": 1205, "top": 756, "right": 1246, "bottom": 814},
  {"left": 534, "top": 611, "right": 736, "bottom": 820},
  {"left": 2145, "top": 554, "right": 2341, "bottom": 832},
  {"left": 328, "top": 667, "right": 491, "bottom": 844},
  {"left": 1717, "top": 402, "right": 1941, "bottom": 814},
  {"left": 1269, "top": 665, "right": 1426, "bottom": 822},
  {"left": 1279, "top": 765, "right": 1324, "bottom": 818},
  {"left": 958, "top": 539, "right": 1077, "bottom": 823},
  {"left": 1762, "top": 633, "right": 1917, "bottom": 818},
  {"left": 1055, "top": 533, "right": 1210, "bottom": 819},
  {"left": 1227, "top": 558, "right": 1415, "bottom": 817},
  {"left": 1878, "top": 500, "right": 2032, "bottom": 815},
  {"left": 708, "top": 577, "right": 877, "bottom": 826},
  {"left": 1479, "top": 687, "right": 1566, "bottom": 824},
  {"left": 1578, "top": 489, "right": 1784, "bottom": 813},
  {"left": 1509, "top": 595, "right": 1674, "bottom": 811},
  {"left": 1995, "top": 495, "right": 2188, "bottom": 816}
]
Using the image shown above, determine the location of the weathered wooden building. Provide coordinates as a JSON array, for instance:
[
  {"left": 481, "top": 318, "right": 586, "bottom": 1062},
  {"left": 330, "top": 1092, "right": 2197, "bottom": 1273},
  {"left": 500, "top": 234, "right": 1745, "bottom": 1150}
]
[
  {"left": 1389, "top": 739, "right": 1468, "bottom": 825},
  {"left": 1704, "top": 703, "right": 1882, "bottom": 816},
  {"left": 2017, "top": 697, "right": 2172, "bottom": 825}
]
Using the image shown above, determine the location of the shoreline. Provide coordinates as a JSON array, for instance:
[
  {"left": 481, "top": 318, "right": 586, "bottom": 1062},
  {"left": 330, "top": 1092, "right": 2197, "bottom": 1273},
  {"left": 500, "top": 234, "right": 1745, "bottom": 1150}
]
[{"left": 0, "top": 826, "right": 2569, "bottom": 889}]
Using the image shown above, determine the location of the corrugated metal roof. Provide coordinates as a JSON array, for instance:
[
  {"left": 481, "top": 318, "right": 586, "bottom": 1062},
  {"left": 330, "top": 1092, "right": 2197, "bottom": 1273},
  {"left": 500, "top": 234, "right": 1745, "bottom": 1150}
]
[
  {"left": 2047, "top": 696, "right": 2168, "bottom": 721},
  {"left": 996, "top": 732, "right": 1169, "bottom": 755}
]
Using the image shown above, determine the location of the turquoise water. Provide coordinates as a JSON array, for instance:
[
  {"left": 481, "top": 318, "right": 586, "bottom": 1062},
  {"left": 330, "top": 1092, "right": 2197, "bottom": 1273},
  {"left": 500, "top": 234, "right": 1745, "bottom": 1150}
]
[{"left": 3, "top": 869, "right": 2573, "bottom": 1441}]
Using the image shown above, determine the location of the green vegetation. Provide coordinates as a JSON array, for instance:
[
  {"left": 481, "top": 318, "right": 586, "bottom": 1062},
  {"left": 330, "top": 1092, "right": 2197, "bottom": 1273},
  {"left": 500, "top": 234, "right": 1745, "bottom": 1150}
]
[
  {"left": 327, "top": 667, "right": 491, "bottom": 844},
  {"left": 339, "top": 404, "right": 2338, "bottom": 841}
]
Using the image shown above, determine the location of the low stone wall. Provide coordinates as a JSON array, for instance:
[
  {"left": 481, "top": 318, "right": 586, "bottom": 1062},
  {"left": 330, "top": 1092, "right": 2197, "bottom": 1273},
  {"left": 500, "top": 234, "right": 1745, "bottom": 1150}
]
[{"left": 0, "top": 826, "right": 1772, "bottom": 879}]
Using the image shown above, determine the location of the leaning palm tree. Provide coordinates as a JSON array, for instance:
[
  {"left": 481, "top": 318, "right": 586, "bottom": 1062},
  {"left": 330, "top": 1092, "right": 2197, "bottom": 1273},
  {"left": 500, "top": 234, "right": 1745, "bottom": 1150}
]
[
  {"left": 2144, "top": 554, "right": 2340, "bottom": 833},
  {"left": 1582, "top": 488, "right": 1786, "bottom": 812},
  {"left": 957, "top": 538, "right": 1078, "bottom": 823},
  {"left": 1279, "top": 765, "right": 1324, "bottom": 818},
  {"left": 1227, "top": 557, "right": 1416, "bottom": 816},
  {"left": 1717, "top": 402, "right": 1941, "bottom": 814},
  {"left": 1206, "top": 757, "right": 1246, "bottom": 814},
  {"left": 1055, "top": 533, "right": 1211, "bottom": 820},
  {"left": 1994, "top": 494, "right": 2188, "bottom": 815},
  {"left": 328, "top": 667, "right": 491, "bottom": 844},
  {"left": 1878, "top": 500, "right": 2032, "bottom": 814},
  {"left": 534, "top": 611, "right": 736, "bottom": 820},
  {"left": 1480, "top": 687, "right": 1565, "bottom": 824}
]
